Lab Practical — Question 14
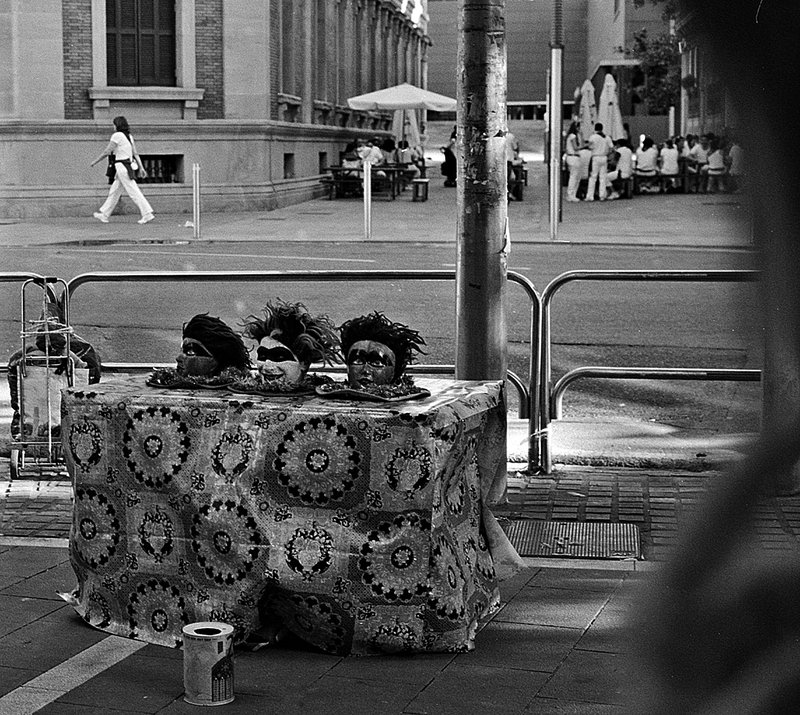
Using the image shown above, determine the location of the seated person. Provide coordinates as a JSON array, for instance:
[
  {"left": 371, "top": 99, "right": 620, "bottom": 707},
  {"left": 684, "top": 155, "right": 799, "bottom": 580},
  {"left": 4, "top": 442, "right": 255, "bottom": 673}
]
[
  {"left": 396, "top": 140, "right": 422, "bottom": 181},
  {"left": 357, "top": 138, "right": 386, "bottom": 178},
  {"left": 340, "top": 142, "right": 362, "bottom": 176},
  {"left": 7, "top": 286, "right": 101, "bottom": 440},
  {"left": 635, "top": 136, "right": 660, "bottom": 192},
  {"left": 686, "top": 134, "right": 710, "bottom": 191},
  {"left": 338, "top": 312, "right": 426, "bottom": 390},
  {"left": 658, "top": 138, "right": 681, "bottom": 192},
  {"left": 177, "top": 314, "right": 250, "bottom": 377},
  {"left": 380, "top": 137, "right": 397, "bottom": 164},
  {"left": 606, "top": 138, "right": 634, "bottom": 199},
  {"left": 241, "top": 300, "right": 340, "bottom": 389}
]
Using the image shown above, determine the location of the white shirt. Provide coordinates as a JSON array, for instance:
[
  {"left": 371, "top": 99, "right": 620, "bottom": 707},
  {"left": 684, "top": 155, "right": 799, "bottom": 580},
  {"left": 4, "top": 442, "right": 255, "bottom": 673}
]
[
  {"left": 110, "top": 131, "right": 134, "bottom": 161},
  {"left": 588, "top": 132, "right": 613, "bottom": 158},
  {"left": 615, "top": 146, "right": 634, "bottom": 178},
  {"left": 659, "top": 146, "right": 680, "bottom": 175}
]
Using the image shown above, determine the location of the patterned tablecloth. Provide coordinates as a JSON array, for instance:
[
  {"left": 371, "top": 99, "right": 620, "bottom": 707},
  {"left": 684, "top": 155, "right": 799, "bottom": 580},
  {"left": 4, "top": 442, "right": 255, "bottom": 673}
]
[{"left": 60, "top": 376, "right": 522, "bottom": 655}]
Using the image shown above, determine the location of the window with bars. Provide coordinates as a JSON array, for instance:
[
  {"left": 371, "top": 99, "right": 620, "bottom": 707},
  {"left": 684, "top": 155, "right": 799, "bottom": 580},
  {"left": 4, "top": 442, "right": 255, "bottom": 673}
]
[{"left": 106, "top": 0, "right": 176, "bottom": 86}]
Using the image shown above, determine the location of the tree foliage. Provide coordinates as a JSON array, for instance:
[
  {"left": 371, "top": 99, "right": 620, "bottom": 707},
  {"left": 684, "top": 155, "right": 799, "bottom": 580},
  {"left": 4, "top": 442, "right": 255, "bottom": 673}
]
[
  {"left": 620, "top": 29, "right": 681, "bottom": 115},
  {"left": 632, "top": 0, "right": 678, "bottom": 22}
]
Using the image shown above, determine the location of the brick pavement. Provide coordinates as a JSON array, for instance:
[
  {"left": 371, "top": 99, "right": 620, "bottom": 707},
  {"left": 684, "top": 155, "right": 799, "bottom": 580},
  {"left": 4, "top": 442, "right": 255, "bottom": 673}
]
[{"left": 3, "top": 460, "right": 800, "bottom": 713}]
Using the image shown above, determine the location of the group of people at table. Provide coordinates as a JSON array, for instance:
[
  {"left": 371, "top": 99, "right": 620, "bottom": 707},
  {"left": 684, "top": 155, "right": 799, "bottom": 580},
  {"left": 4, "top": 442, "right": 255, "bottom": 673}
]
[
  {"left": 564, "top": 122, "right": 744, "bottom": 202},
  {"left": 336, "top": 136, "right": 425, "bottom": 188}
]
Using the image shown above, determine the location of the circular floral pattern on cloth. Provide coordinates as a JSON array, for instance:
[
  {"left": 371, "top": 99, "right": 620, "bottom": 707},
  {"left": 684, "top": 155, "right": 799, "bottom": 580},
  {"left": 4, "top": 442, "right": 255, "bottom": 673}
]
[
  {"left": 210, "top": 426, "right": 254, "bottom": 483},
  {"left": 67, "top": 419, "right": 103, "bottom": 473},
  {"left": 126, "top": 577, "right": 190, "bottom": 647},
  {"left": 136, "top": 505, "right": 175, "bottom": 565},
  {"left": 384, "top": 443, "right": 433, "bottom": 500},
  {"left": 122, "top": 406, "right": 191, "bottom": 489},
  {"left": 358, "top": 512, "right": 431, "bottom": 602},
  {"left": 189, "top": 499, "right": 265, "bottom": 586},
  {"left": 273, "top": 416, "right": 362, "bottom": 506},
  {"left": 429, "top": 532, "right": 467, "bottom": 621},
  {"left": 72, "top": 486, "right": 122, "bottom": 571},
  {"left": 285, "top": 521, "right": 335, "bottom": 581}
]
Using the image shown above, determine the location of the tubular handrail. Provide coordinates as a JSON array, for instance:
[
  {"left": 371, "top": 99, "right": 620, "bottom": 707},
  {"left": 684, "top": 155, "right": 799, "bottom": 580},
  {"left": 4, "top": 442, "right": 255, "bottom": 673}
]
[
  {"left": 538, "top": 269, "right": 761, "bottom": 474},
  {"left": 1, "top": 272, "right": 48, "bottom": 283},
  {"left": 552, "top": 366, "right": 762, "bottom": 420},
  {"left": 67, "top": 269, "right": 541, "bottom": 467}
]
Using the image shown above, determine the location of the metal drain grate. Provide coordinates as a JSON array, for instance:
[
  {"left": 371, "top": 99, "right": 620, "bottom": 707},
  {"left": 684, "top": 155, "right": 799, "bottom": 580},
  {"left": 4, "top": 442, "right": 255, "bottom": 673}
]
[{"left": 501, "top": 520, "right": 641, "bottom": 560}]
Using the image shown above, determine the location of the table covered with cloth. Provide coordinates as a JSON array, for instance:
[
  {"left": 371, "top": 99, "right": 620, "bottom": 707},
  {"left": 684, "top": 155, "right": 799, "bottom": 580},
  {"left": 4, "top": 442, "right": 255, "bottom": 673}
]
[{"left": 60, "top": 376, "right": 522, "bottom": 655}]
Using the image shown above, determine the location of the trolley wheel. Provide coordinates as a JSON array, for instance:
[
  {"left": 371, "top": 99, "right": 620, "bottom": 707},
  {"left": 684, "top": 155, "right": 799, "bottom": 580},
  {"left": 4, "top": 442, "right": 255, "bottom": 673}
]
[{"left": 10, "top": 449, "right": 23, "bottom": 480}]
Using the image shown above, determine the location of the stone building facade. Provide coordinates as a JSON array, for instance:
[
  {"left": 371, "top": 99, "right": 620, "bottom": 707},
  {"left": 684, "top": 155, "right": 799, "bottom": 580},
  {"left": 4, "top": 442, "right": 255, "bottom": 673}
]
[{"left": 0, "top": 0, "right": 430, "bottom": 218}]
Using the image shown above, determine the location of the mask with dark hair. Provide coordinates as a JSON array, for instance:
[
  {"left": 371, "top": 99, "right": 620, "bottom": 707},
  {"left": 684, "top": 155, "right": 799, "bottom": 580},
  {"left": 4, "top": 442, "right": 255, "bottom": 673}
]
[
  {"left": 339, "top": 312, "right": 426, "bottom": 388},
  {"left": 177, "top": 314, "right": 250, "bottom": 376},
  {"left": 241, "top": 300, "right": 341, "bottom": 387}
]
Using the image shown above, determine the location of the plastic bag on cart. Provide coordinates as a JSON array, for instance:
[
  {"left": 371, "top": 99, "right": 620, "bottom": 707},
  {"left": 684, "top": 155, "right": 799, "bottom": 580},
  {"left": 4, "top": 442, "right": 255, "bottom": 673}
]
[{"left": 18, "top": 364, "right": 90, "bottom": 444}]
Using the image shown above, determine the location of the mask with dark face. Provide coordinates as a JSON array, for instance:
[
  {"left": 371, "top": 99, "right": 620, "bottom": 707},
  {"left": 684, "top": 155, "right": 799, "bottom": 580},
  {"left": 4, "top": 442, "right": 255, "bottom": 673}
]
[
  {"left": 346, "top": 340, "right": 396, "bottom": 388},
  {"left": 176, "top": 337, "right": 218, "bottom": 376},
  {"left": 256, "top": 335, "right": 305, "bottom": 387}
]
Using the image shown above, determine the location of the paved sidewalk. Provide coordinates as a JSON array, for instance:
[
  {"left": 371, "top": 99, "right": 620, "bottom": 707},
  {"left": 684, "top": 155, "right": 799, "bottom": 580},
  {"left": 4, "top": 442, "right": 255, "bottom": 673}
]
[
  {"left": 0, "top": 166, "right": 754, "bottom": 249},
  {"left": 3, "top": 459, "right": 800, "bottom": 714}
]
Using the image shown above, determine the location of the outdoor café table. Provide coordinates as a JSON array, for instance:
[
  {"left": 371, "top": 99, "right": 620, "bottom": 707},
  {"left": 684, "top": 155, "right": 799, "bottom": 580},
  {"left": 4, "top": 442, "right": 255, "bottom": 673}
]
[{"left": 60, "top": 376, "right": 522, "bottom": 655}]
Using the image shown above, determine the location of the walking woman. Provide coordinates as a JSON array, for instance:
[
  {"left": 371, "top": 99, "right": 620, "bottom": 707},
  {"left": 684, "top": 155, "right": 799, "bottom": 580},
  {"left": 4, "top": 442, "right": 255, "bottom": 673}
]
[{"left": 90, "top": 116, "right": 154, "bottom": 224}]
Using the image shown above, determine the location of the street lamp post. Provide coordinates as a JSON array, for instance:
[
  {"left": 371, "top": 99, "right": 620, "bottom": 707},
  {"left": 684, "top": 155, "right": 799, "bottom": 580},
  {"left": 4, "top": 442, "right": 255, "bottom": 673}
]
[{"left": 548, "top": 0, "right": 564, "bottom": 241}]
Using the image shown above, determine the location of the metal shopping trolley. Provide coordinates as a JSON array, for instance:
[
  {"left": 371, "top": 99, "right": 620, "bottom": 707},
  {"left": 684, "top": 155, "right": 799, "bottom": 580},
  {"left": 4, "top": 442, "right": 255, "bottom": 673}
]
[{"left": 7, "top": 278, "right": 93, "bottom": 479}]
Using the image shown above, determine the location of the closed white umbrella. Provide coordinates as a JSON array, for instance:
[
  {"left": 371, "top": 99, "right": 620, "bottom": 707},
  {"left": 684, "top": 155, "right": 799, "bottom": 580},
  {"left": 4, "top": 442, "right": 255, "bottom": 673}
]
[
  {"left": 597, "top": 73, "right": 625, "bottom": 141},
  {"left": 391, "top": 108, "right": 421, "bottom": 147},
  {"left": 578, "top": 79, "right": 597, "bottom": 143}
]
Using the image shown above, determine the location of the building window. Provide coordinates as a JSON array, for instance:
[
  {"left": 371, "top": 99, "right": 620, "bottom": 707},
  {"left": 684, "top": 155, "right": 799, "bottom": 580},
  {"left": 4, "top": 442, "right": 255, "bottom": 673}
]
[
  {"left": 106, "top": 0, "right": 176, "bottom": 86},
  {"left": 138, "top": 154, "right": 183, "bottom": 183},
  {"left": 284, "top": 153, "right": 296, "bottom": 179}
]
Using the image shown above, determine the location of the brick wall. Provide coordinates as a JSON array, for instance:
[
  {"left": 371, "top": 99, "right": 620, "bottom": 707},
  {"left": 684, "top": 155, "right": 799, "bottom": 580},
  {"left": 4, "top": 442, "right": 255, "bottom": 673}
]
[
  {"left": 196, "top": 0, "right": 224, "bottom": 119},
  {"left": 62, "top": 0, "right": 93, "bottom": 119}
]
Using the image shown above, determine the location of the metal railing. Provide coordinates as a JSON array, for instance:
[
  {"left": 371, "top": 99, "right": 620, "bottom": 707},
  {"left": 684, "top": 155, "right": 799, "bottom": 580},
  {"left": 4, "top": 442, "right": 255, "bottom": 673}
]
[
  {"left": 0, "top": 267, "right": 759, "bottom": 475},
  {"left": 67, "top": 269, "right": 541, "bottom": 463},
  {"left": 537, "top": 269, "right": 761, "bottom": 473}
]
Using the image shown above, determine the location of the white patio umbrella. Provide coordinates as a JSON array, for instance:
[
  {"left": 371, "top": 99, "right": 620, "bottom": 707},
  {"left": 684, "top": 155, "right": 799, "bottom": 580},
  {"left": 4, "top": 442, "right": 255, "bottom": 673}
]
[
  {"left": 347, "top": 82, "right": 457, "bottom": 112},
  {"left": 349, "top": 83, "right": 455, "bottom": 147},
  {"left": 597, "top": 73, "right": 625, "bottom": 141},
  {"left": 578, "top": 79, "right": 597, "bottom": 142}
]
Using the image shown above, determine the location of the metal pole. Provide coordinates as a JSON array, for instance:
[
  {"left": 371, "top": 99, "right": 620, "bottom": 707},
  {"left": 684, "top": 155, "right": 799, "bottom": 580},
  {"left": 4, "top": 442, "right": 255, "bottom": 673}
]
[
  {"left": 192, "top": 163, "right": 201, "bottom": 240},
  {"left": 363, "top": 161, "right": 372, "bottom": 240},
  {"left": 455, "top": 0, "right": 508, "bottom": 383},
  {"left": 548, "top": 0, "right": 564, "bottom": 241}
]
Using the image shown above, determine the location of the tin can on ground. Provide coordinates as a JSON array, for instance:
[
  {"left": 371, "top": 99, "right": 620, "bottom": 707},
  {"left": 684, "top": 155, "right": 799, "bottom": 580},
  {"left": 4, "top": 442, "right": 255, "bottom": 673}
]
[{"left": 182, "top": 622, "right": 235, "bottom": 706}]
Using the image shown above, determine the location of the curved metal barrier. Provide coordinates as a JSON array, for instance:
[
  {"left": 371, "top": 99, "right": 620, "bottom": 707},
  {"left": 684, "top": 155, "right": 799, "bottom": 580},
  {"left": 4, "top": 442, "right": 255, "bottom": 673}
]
[
  {"left": 552, "top": 366, "right": 762, "bottom": 418},
  {"left": 537, "top": 269, "right": 761, "bottom": 473}
]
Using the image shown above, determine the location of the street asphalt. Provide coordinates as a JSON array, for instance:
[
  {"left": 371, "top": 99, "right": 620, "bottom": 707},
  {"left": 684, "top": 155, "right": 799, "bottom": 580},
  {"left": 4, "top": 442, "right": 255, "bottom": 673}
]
[{"left": 1, "top": 170, "right": 783, "bottom": 714}]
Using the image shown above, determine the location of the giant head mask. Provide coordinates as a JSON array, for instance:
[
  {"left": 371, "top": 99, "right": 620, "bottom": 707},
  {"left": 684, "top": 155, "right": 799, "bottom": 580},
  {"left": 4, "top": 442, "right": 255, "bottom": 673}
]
[
  {"left": 241, "top": 301, "right": 341, "bottom": 388},
  {"left": 339, "top": 312, "right": 426, "bottom": 389},
  {"left": 177, "top": 314, "right": 250, "bottom": 377}
]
